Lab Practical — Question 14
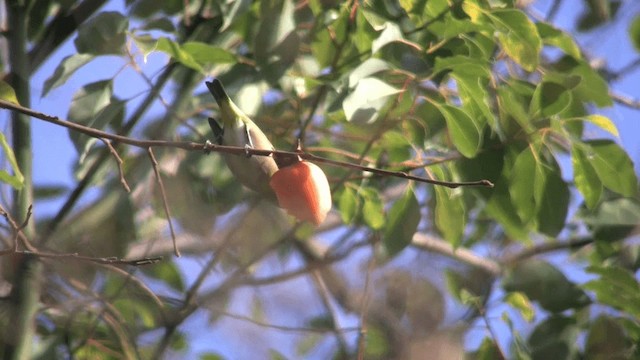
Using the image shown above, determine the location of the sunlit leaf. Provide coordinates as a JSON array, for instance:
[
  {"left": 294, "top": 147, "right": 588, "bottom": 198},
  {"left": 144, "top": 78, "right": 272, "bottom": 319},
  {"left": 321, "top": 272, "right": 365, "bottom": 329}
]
[
  {"left": 372, "top": 22, "right": 405, "bottom": 54},
  {"left": 182, "top": 42, "right": 237, "bottom": 65},
  {"left": 0, "top": 132, "right": 24, "bottom": 189},
  {"left": 582, "top": 114, "right": 619, "bottom": 137},
  {"left": 505, "top": 292, "right": 535, "bottom": 322},
  {"left": 0, "top": 81, "right": 19, "bottom": 104},
  {"left": 343, "top": 77, "right": 401, "bottom": 123},
  {"left": 155, "top": 37, "right": 203, "bottom": 72}
]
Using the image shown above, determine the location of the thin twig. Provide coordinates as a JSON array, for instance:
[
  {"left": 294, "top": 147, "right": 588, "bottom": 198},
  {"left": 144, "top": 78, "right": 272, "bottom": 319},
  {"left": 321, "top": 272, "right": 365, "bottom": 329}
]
[
  {"left": 4, "top": 250, "right": 163, "bottom": 266},
  {"left": 0, "top": 204, "right": 36, "bottom": 252},
  {"left": 611, "top": 91, "right": 640, "bottom": 109},
  {"left": 0, "top": 99, "right": 495, "bottom": 188},
  {"left": 501, "top": 236, "right": 594, "bottom": 265},
  {"left": 218, "top": 309, "right": 361, "bottom": 334},
  {"left": 147, "top": 148, "right": 179, "bottom": 257},
  {"left": 100, "top": 138, "right": 131, "bottom": 192}
]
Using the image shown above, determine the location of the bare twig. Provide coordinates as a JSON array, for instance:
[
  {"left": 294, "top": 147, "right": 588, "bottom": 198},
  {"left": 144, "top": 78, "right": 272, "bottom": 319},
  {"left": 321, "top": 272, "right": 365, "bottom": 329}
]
[
  {"left": 0, "top": 204, "right": 36, "bottom": 252},
  {"left": 100, "top": 138, "right": 131, "bottom": 192},
  {"left": 0, "top": 99, "right": 494, "bottom": 188},
  {"left": 147, "top": 148, "right": 179, "bottom": 257}
]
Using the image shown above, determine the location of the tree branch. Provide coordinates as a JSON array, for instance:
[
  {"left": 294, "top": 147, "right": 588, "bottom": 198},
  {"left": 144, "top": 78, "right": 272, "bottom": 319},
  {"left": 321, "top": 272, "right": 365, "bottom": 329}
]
[
  {"left": 0, "top": 99, "right": 494, "bottom": 188},
  {"left": 412, "top": 233, "right": 502, "bottom": 276}
]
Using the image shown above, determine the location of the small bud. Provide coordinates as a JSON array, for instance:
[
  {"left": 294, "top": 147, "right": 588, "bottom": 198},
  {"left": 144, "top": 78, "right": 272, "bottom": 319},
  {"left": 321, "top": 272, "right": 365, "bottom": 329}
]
[{"left": 269, "top": 160, "right": 331, "bottom": 225}]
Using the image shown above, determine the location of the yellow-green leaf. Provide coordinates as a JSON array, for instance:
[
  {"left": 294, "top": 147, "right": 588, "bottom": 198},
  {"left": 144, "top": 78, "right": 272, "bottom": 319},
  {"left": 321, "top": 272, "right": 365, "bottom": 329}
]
[{"left": 583, "top": 114, "right": 619, "bottom": 137}]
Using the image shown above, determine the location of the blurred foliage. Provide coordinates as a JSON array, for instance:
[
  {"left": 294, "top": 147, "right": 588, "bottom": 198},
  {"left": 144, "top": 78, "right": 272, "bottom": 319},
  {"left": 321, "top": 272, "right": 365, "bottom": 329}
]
[{"left": 0, "top": 0, "right": 639, "bottom": 358}]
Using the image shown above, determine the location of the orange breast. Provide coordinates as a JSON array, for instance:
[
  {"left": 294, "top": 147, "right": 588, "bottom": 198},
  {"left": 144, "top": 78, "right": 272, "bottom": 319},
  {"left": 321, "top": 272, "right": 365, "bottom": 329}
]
[{"left": 269, "top": 161, "right": 331, "bottom": 225}]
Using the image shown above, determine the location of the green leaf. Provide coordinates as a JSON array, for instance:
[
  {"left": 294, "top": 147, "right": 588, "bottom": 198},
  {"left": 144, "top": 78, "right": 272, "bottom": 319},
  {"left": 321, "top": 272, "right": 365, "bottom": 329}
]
[
  {"left": 586, "top": 140, "right": 638, "bottom": 197},
  {"left": 490, "top": 9, "right": 542, "bottom": 72},
  {"left": 486, "top": 179, "right": 528, "bottom": 240},
  {"left": 561, "top": 58, "right": 613, "bottom": 107},
  {"left": 509, "top": 147, "right": 537, "bottom": 223},
  {"left": 528, "top": 316, "right": 579, "bottom": 360},
  {"left": 434, "top": 56, "right": 494, "bottom": 129},
  {"left": 155, "top": 37, "right": 203, "bottom": 72},
  {"left": 364, "top": 324, "right": 391, "bottom": 357},
  {"left": 362, "top": 193, "right": 385, "bottom": 230},
  {"left": 508, "top": 147, "right": 569, "bottom": 235},
  {"left": 67, "top": 81, "right": 116, "bottom": 159},
  {"left": 382, "top": 188, "right": 421, "bottom": 258},
  {"left": 0, "top": 81, "right": 19, "bottom": 104},
  {"left": 572, "top": 144, "right": 602, "bottom": 209},
  {"left": 585, "top": 266, "right": 640, "bottom": 317},
  {"left": 435, "top": 103, "right": 481, "bottom": 158},
  {"left": 503, "top": 259, "right": 590, "bottom": 313},
  {"left": 42, "top": 54, "right": 94, "bottom": 97},
  {"left": 0, "top": 132, "right": 24, "bottom": 189},
  {"left": 343, "top": 77, "right": 401, "bottom": 123},
  {"left": 338, "top": 187, "right": 359, "bottom": 224},
  {"left": 530, "top": 81, "right": 572, "bottom": 117},
  {"left": 220, "top": 0, "right": 252, "bottom": 31},
  {"left": 536, "top": 22, "right": 581, "bottom": 58},
  {"left": 432, "top": 167, "right": 465, "bottom": 247},
  {"left": 630, "top": 15, "right": 640, "bottom": 52},
  {"left": 181, "top": 42, "right": 237, "bottom": 65},
  {"left": 199, "top": 353, "right": 225, "bottom": 360},
  {"left": 581, "top": 198, "right": 640, "bottom": 227},
  {"left": 255, "top": 0, "right": 296, "bottom": 53},
  {"left": 74, "top": 11, "right": 128, "bottom": 55},
  {"left": 534, "top": 159, "right": 570, "bottom": 236}
]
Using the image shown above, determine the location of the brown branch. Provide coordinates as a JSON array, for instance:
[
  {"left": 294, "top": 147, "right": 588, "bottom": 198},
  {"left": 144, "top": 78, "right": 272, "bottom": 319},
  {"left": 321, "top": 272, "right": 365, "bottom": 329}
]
[
  {"left": 147, "top": 148, "right": 179, "bottom": 257},
  {"left": 0, "top": 99, "right": 494, "bottom": 188},
  {"left": 100, "top": 138, "right": 130, "bottom": 192}
]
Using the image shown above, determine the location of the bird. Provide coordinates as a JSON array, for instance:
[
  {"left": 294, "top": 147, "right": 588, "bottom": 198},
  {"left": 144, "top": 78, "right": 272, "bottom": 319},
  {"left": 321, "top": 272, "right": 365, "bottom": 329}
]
[{"left": 205, "top": 79, "right": 279, "bottom": 201}]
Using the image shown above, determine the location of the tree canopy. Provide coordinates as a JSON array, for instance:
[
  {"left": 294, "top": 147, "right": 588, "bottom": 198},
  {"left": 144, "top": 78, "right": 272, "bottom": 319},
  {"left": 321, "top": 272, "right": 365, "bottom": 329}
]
[{"left": 1, "top": 0, "right": 640, "bottom": 359}]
